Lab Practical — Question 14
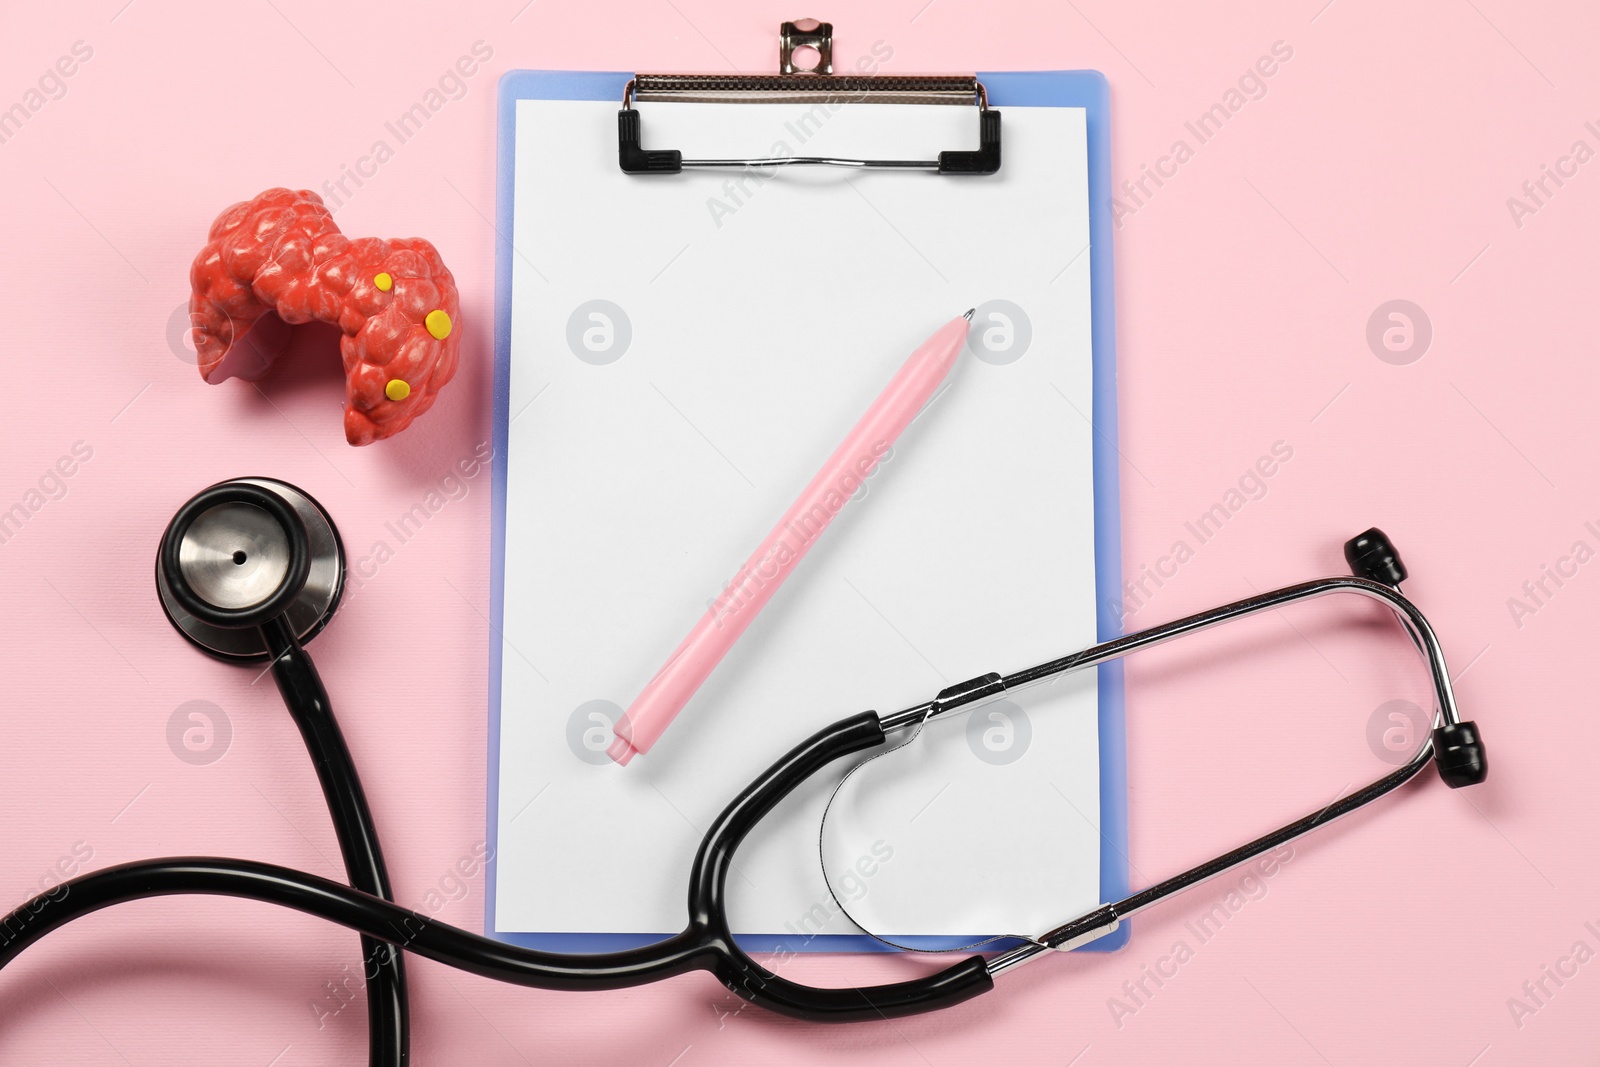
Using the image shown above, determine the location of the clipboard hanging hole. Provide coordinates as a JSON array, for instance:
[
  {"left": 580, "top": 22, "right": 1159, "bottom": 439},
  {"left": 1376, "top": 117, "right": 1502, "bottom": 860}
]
[
  {"left": 790, "top": 45, "right": 822, "bottom": 73},
  {"left": 780, "top": 19, "right": 833, "bottom": 75}
]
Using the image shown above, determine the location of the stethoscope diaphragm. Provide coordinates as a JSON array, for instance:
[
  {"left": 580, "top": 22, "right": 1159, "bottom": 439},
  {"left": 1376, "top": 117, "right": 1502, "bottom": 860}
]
[{"left": 155, "top": 477, "right": 345, "bottom": 661}]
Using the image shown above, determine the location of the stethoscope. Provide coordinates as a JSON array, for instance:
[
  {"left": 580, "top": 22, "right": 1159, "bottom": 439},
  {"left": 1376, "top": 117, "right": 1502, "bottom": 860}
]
[{"left": 0, "top": 477, "right": 1487, "bottom": 1063}]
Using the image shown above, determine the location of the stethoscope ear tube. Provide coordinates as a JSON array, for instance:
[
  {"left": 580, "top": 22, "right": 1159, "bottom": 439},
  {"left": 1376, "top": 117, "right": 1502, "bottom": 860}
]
[
  {"left": 865, "top": 529, "right": 1490, "bottom": 976},
  {"left": 1343, "top": 529, "right": 1488, "bottom": 788}
]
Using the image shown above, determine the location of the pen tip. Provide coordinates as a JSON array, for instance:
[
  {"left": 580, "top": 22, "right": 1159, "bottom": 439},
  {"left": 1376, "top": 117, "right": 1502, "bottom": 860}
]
[{"left": 962, "top": 308, "right": 975, "bottom": 321}]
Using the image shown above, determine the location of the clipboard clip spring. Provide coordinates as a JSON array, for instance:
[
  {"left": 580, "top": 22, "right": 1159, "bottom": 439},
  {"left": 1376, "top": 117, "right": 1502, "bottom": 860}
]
[{"left": 618, "top": 19, "right": 1001, "bottom": 176}]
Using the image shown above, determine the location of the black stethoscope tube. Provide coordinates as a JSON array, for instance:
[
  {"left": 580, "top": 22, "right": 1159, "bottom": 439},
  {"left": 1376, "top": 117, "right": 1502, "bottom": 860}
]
[
  {"left": 157, "top": 480, "right": 412, "bottom": 1065},
  {"left": 0, "top": 711, "right": 992, "bottom": 1022},
  {"left": 262, "top": 615, "right": 410, "bottom": 1065}
]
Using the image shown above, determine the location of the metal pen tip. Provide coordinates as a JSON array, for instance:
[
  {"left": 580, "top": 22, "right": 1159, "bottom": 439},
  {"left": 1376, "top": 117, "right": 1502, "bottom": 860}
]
[{"left": 962, "top": 308, "right": 975, "bottom": 321}]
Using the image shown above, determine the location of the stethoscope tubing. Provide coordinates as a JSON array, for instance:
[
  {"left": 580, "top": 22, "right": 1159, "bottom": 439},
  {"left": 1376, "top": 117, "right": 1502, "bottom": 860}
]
[
  {"left": 0, "top": 711, "right": 993, "bottom": 1023},
  {"left": 0, "top": 857, "right": 709, "bottom": 991},
  {"left": 262, "top": 615, "right": 410, "bottom": 1065}
]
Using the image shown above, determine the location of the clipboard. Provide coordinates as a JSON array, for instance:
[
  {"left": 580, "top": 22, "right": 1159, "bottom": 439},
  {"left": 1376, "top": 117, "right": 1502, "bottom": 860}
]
[{"left": 486, "top": 21, "right": 1129, "bottom": 954}]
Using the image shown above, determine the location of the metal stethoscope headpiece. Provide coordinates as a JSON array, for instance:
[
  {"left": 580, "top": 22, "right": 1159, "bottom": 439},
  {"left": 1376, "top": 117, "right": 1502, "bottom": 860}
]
[
  {"left": 896, "top": 525, "right": 1490, "bottom": 977},
  {"left": 156, "top": 478, "right": 346, "bottom": 661}
]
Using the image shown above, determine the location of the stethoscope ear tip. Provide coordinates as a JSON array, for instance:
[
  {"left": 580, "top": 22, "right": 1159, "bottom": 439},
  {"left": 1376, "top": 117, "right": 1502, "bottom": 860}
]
[
  {"left": 1432, "top": 720, "right": 1487, "bottom": 788},
  {"left": 1344, "top": 527, "right": 1407, "bottom": 586},
  {"left": 1341, "top": 528, "right": 1485, "bottom": 788}
]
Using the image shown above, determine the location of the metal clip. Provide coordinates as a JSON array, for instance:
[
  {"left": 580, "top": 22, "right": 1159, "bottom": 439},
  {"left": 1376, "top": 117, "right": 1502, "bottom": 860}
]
[
  {"left": 618, "top": 18, "right": 1001, "bottom": 175},
  {"left": 779, "top": 19, "right": 833, "bottom": 75}
]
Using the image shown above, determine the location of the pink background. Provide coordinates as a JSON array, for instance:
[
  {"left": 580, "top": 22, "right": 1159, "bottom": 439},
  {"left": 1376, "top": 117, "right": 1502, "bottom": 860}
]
[{"left": 1, "top": 0, "right": 1594, "bottom": 1062}]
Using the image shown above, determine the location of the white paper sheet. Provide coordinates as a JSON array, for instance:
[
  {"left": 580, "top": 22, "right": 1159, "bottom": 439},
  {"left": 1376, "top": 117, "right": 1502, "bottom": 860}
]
[{"left": 494, "top": 97, "right": 1103, "bottom": 943}]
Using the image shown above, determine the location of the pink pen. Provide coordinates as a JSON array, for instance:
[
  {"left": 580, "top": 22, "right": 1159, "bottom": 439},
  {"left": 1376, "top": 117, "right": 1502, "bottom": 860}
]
[{"left": 608, "top": 310, "right": 974, "bottom": 765}]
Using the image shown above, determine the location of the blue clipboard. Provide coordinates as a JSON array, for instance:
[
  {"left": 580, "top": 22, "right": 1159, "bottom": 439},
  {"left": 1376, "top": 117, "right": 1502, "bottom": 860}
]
[{"left": 486, "top": 68, "right": 1129, "bottom": 953}]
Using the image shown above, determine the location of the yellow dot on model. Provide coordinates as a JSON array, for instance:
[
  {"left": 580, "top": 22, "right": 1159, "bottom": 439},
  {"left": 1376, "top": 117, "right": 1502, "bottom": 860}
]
[
  {"left": 374, "top": 272, "right": 393, "bottom": 292},
  {"left": 385, "top": 379, "right": 411, "bottom": 402},
  {"left": 425, "top": 309, "right": 452, "bottom": 340}
]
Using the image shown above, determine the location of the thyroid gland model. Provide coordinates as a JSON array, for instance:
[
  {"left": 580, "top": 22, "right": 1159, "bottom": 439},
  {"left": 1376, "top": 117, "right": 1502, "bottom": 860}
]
[{"left": 188, "top": 187, "right": 462, "bottom": 446}]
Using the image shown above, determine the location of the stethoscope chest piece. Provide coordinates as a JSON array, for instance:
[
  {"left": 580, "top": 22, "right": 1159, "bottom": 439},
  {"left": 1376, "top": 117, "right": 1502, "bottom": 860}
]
[{"left": 156, "top": 478, "right": 344, "bottom": 662}]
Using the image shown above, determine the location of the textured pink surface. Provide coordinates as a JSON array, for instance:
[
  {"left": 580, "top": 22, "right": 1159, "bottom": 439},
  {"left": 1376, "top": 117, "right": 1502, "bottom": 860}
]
[{"left": 0, "top": 1, "right": 1595, "bottom": 1064}]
